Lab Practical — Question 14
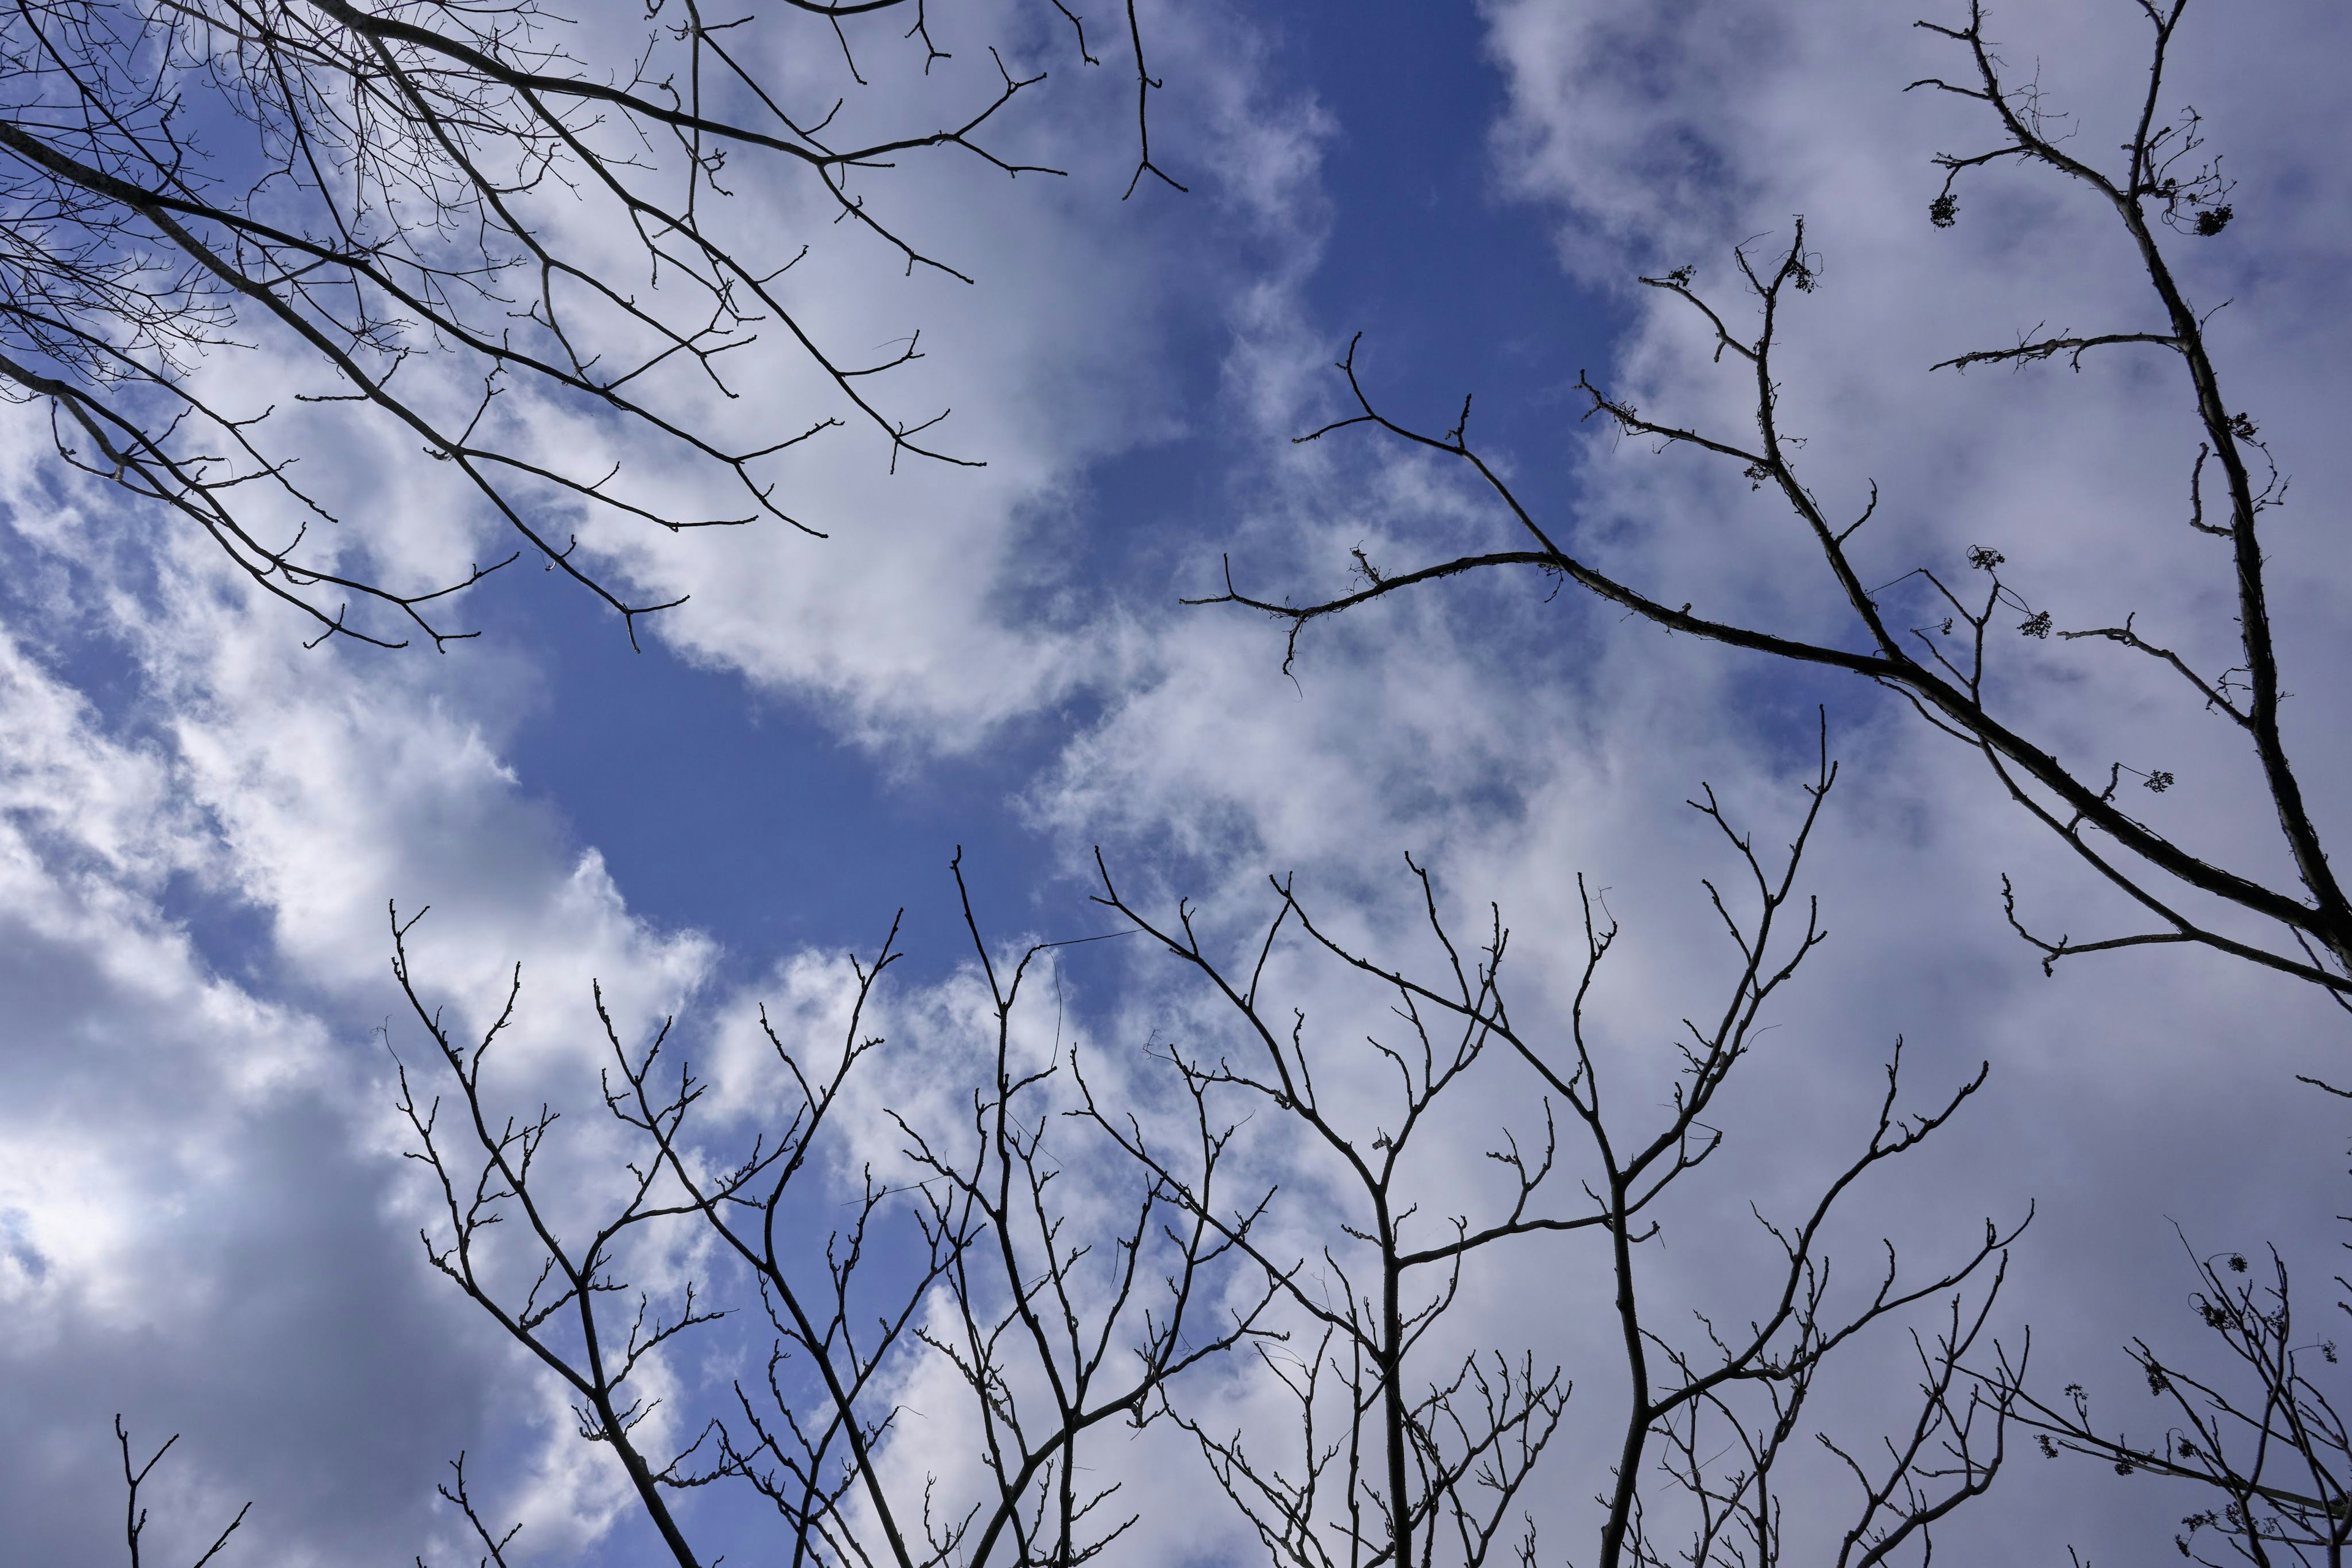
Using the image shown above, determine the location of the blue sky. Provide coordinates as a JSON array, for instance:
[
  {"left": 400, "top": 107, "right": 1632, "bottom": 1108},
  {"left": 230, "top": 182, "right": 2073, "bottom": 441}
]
[
  {"left": 470, "top": 0, "right": 1614, "bottom": 978},
  {"left": 3, "top": 2, "right": 2349, "bottom": 1564}
]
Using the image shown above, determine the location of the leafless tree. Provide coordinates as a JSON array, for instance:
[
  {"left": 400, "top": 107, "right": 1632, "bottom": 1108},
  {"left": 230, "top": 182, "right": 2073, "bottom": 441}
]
[
  {"left": 0, "top": 0, "right": 1173, "bottom": 649},
  {"left": 385, "top": 850, "right": 1275, "bottom": 1568},
  {"left": 1985, "top": 1234, "right": 2351, "bottom": 1568},
  {"left": 1085, "top": 733, "right": 2025, "bottom": 1568},
  {"left": 1182, "top": 6, "right": 2352, "bottom": 1560},
  {"left": 372, "top": 746, "right": 2037, "bottom": 1567},
  {"left": 1196, "top": 0, "right": 2350, "bottom": 1006},
  {"left": 1972, "top": 1075, "right": 2352, "bottom": 1566},
  {"left": 115, "top": 1415, "right": 249, "bottom": 1568}
]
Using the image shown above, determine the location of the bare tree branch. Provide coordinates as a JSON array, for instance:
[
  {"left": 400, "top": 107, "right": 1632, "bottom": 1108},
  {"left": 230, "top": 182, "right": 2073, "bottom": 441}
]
[
  {"left": 1, "top": 0, "right": 1182, "bottom": 646},
  {"left": 1198, "top": 0, "right": 2352, "bottom": 1006}
]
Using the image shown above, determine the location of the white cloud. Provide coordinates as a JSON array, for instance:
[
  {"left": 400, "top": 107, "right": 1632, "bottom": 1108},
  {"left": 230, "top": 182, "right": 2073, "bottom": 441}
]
[
  {"left": 543, "top": 0, "right": 1344, "bottom": 750},
  {"left": 0, "top": 454, "right": 727, "bottom": 1561}
]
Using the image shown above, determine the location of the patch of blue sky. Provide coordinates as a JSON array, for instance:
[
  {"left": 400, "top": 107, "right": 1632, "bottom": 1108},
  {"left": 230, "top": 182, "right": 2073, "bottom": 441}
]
[{"left": 479, "top": 0, "right": 1627, "bottom": 985}]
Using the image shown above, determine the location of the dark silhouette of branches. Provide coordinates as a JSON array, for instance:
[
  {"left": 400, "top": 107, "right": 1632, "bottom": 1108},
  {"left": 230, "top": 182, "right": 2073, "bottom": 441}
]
[
  {"left": 116, "top": 1416, "right": 249, "bottom": 1568},
  {"left": 372, "top": 748, "right": 2032, "bottom": 1568},
  {"left": 386, "top": 848, "right": 1270, "bottom": 1568},
  {"left": 419, "top": 1452, "right": 519, "bottom": 1568},
  {"left": 1087, "top": 730, "right": 2022, "bottom": 1567},
  {"left": 1985, "top": 1234, "right": 2352, "bottom": 1567},
  {"left": 0, "top": 0, "right": 1176, "bottom": 649},
  {"left": 1194, "top": 0, "right": 2350, "bottom": 1006}
]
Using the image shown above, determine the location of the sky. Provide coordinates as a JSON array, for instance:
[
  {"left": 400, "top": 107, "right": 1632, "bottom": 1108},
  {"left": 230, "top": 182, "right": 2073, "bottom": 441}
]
[{"left": 2, "top": 1, "right": 2348, "bottom": 1564}]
